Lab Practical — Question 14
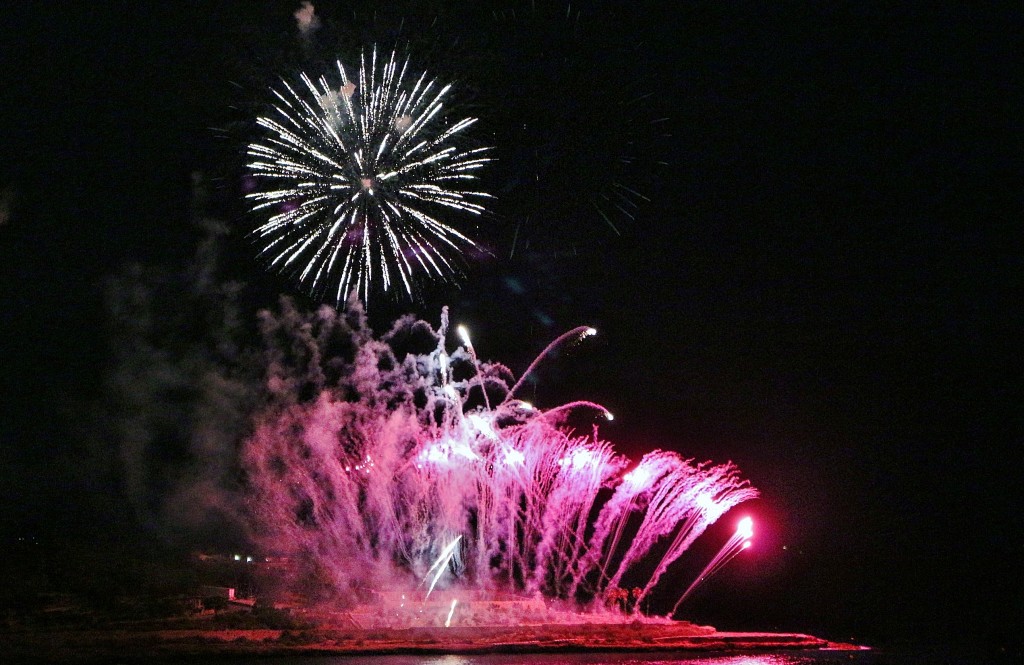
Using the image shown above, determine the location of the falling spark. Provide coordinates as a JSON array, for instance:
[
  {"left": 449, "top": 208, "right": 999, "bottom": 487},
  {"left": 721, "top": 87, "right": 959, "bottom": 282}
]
[
  {"left": 246, "top": 49, "right": 493, "bottom": 304},
  {"left": 445, "top": 598, "right": 458, "bottom": 627},
  {"left": 425, "top": 535, "right": 463, "bottom": 598},
  {"left": 458, "top": 323, "right": 490, "bottom": 409}
]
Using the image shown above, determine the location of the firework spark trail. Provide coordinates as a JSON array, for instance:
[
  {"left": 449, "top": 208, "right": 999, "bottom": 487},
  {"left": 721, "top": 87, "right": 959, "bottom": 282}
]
[
  {"left": 567, "top": 450, "right": 676, "bottom": 598},
  {"left": 699, "top": 537, "right": 751, "bottom": 583},
  {"left": 536, "top": 400, "right": 614, "bottom": 424},
  {"left": 426, "top": 535, "right": 463, "bottom": 597},
  {"left": 603, "top": 456, "right": 756, "bottom": 596},
  {"left": 502, "top": 326, "right": 597, "bottom": 403},
  {"left": 558, "top": 442, "right": 625, "bottom": 591},
  {"left": 242, "top": 301, "right": 756, "bottom": 609},
  {"left": 445, "top": 598, "right": 458, "bottom": 627},
  {"left": 670, "top": 518, "right": 754, "bottom": 616},
  {"left": 247, "top": 50, "right": 492, "bottom": 304},
  {"left": 635, "top": 465, "right": 759, "bottom": 607}
]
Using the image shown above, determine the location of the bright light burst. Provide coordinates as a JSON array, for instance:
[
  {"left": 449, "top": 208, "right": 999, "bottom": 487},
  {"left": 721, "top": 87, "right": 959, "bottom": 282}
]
[{"left": 246, "top": 49, "right": 493, "bottom": 304}]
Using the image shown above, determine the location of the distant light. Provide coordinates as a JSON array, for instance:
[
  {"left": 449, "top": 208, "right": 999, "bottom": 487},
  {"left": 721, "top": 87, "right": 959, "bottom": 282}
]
[
  {"left": 457, "top": 325, "right": 472, "bottom": 348},
  {"left": 233, "top": 554, "right": 241, "bottom": 561},
  {"left": 246, "top": 556, "right": 254, "bottom": 563}
]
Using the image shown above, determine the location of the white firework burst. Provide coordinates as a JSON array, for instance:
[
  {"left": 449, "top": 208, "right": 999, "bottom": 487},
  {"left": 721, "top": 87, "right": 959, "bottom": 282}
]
[{"left": 246, "top": 49, "right": 493, "bottom": 303}]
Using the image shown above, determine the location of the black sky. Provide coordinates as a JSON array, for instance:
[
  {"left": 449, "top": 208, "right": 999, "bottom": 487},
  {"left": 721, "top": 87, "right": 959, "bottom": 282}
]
[{"left": 1, "top": 0, "right": 1021, "bottom": 652}]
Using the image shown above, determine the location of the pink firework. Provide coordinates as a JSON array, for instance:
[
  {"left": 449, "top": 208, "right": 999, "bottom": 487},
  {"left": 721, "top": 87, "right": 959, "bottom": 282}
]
[{"left": 242, "top": 298, "right": 757, "bottom": 611}]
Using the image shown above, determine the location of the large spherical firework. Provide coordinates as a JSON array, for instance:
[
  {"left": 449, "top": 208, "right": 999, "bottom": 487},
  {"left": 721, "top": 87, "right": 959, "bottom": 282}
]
[{"left": 246, "top": 49, "right": 492, "bottom": 305}]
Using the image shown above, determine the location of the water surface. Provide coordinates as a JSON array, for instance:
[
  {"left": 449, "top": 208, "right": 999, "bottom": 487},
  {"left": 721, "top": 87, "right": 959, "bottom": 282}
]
[{"left": 168, "top": 652, "right": 878, "bottom": 665}]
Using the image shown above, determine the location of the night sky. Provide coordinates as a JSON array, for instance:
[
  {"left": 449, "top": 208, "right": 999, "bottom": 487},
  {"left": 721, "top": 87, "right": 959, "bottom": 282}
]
[{"left": 1, "top": 0, "right": 1020, "bottom": 653}]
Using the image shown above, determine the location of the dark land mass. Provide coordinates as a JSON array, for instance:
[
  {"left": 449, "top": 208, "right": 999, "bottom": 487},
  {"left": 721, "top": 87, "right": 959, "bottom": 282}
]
[{"left": 1, "top": 622, "right": 860, "bottom": 663}]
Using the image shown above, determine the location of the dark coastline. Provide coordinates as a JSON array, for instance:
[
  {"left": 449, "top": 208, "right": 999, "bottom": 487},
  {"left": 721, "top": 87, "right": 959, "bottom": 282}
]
[{"left": 1, "top": 624, "right": 862, "bottom": 663}]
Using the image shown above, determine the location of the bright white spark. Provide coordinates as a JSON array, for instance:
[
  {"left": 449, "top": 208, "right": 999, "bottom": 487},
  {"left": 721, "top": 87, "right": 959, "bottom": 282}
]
[
  {"left": 445, "top": 598, "right": 458, "bottom": 627},
  {"left": 425, "top": 535, "right": 463, "bottom": 598},
  {"left": 246, "top": 49, "right": 493, "bottom": 304},
  {"left": 457, "top": 324, "right": 472, "bottom": 349}
]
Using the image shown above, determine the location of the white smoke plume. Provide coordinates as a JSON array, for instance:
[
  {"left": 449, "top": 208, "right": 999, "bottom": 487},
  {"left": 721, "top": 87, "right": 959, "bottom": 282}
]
[
  {"left": 101, "top": 214, "right": 259, "bottom": 548},
  {"left": 293, "top": 1, "right": 320, "bottom": 37}
]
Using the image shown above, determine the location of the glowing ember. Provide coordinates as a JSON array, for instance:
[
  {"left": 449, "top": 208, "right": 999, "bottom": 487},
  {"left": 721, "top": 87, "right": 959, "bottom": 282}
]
[
  {"left": 737, "top": 516, "right": 754, "bottom": 539},
  {"left": 456, "top": 324, "right": 473, "bottom": 349}
]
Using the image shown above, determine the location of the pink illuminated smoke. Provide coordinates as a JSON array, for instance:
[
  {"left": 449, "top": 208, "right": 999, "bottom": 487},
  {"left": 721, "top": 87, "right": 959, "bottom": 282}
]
[{"left": 242, "top": 298, "right": 757, "bottom": 610}]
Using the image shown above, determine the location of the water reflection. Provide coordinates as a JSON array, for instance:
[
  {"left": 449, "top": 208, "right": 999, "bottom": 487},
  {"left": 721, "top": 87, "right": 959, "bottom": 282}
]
[
  {"left": 670, "top": 657, "right": 806, "bottom": 665},
  {"left": 502, "top": 657, "right": 812, "bottom": 665},
  {"left": 277, "top": 650, "right": 875, "bottom": 665}
]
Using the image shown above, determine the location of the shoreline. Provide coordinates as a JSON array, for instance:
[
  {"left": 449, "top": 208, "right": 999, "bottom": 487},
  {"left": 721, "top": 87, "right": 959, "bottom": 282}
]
[{"left": 1, "top": 624, "right": 865, "bottom": 661}]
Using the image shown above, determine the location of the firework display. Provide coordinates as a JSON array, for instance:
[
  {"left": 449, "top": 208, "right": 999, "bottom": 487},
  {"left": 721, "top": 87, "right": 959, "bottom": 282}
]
[
  {"left": 238, "top": 17, "right": 756, "bottom": 619},
  {"left": 246, "top": 49, "right": 492, "bottom": 303},
  {"left": 242, "top": 300, "right": 757, "bottom": 610}
]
